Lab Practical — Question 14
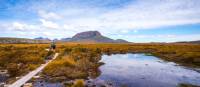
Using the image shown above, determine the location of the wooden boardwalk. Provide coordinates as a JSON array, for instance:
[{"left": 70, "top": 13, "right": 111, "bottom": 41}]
[{"left": 8, "top": 53, "right": 59, "bottom": 87}]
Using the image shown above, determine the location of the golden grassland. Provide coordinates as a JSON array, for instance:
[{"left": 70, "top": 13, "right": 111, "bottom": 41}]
[
  {"left": 0, "top": 44, "right": 51, "bottom": 83},
  {"left": 43, "top": 46, "right": 102, "bottom": 82},
  {"left": 55, "top": 43, "right": 200, "bottom": 66},
  {"left": 42, "top": 43, "right": 200, "bottom": 82},
  {"left": 0, "top": 43, "right": 200, "bottom": 84}
]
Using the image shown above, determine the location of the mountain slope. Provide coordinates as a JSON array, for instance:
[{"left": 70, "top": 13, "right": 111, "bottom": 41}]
[
  {"left": 0, "top": 37, "right": 50, "bottom": 44},
  {"left": 115, "top": 39, "right": 129, "bottom": 43},
  {"left": 34, "top": 37, "right": 50, "bottom": 41},
  {"left": 176, "top": 40, "right": 200, "bottom": 44},
  {"left": 61, "top": 31, "right": 129, "bottom": 43}
]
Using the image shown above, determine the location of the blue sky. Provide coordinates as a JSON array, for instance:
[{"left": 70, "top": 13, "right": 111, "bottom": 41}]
[{"left": 0, "top": 0, "right": 200, "bottom": 42}]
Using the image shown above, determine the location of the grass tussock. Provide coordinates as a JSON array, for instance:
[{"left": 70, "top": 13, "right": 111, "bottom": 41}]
[
  {"left": 1, "top": 43, "right": 200, "bottom": 82},
  {"left": 0, "top": 44, "right": 51, "bottom": 79},
  {"left": 42, "top": 43, "right": 200, "bottom": 81},
  {"left": 72, "top": 79, "right": 85, "bottom": 87},
  {"left": 43, "top": 46, "right": 102, "bottom": 81}
]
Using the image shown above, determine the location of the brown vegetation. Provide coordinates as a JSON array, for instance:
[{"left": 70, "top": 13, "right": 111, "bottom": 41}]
[
  {"left": 43, "top": 43, "right": 200, "bottom": 81},
  {"left": 0, "top": 44, "right": 51, "bottom": 83},
  {"left": 56, "top": 43, "right": 200, "bottom": 67},
  {"left": 0, "top": 43, "right": 200, "bottom": 83},
  {"left": 43, "top": 46, "right": 102, "bottom": 81}
]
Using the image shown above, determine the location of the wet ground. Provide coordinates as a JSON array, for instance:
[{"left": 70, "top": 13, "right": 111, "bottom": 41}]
[
  {"left": 33, "top": 53, "right": 200, "bottom": 87},
  {"left": 95, "top": 54, "right": 200, "bottom": 87}
]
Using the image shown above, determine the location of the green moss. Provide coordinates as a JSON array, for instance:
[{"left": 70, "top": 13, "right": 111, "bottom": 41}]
[{"left": 144, "top": 53, "right": 153, "bottom": 56}]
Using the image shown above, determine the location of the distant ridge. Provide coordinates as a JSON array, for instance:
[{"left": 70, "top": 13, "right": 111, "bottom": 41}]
[
  {"left": 0, "top": 31, "right": 129, "bottom": 43},
  {"left": 0, "top": 37, "right": 50, "bottom": 44},
  {"left": 34, "top": 37, "right": 51, "bottom": 41},
  {"left": 61, "top": 31, "right": 129, "bottom": 43},
  {"left": 176, "top": 40, "right": 200, "bottom": 44}
]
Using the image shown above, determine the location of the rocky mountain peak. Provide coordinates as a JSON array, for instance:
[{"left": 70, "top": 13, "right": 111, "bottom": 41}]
[
  {"left": 72, "top": 31, "right": 102, "bottom": 39},
  {"left": 61, "top": 31, "right": 129, "bottom": 43},
  {"left": 34, "top": 37, "right": 50, "bottom": 41}
]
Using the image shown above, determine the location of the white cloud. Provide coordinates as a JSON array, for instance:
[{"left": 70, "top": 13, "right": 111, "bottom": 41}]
[
  {"left": 34, "top": 0, "right": 199, "bottom": 36},
  {"left": 97, "top": 0, "right": 200, "bottom": 29},
  {"left": 40, "top": 19, "right": 59, "bottom": 29},
  {"left": 3, "top": 0, "right": 200, "bottom": 32},
  {"left": 11, "top": 22, "right": 39, "bottom": 31},
  {"left": 12, "top": 22, "right": 26, "bottom": 30},
  {"left": 1, "top": 0, "right": 200, "bottom": 42},
  {"left": 38, "top": 10, "right": 61, "bottom": 20},
  {"left": 121, "top": 30, "right": 129, "bottom": 33},
  {"left": 23, "top": 0, "right": 200, "bottom": 33},
  {"left": 42, "top": 32, "right": 52, "bottom": 36}
]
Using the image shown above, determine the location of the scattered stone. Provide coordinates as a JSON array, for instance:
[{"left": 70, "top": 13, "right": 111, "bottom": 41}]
[{"left": 23, "top": 83, "right": 33, "bottom": 87}]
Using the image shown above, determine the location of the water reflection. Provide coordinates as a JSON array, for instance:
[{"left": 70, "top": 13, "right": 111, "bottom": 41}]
[
  {"left": 32, "top": 54, "right": 200, "bottom": 87},
  {"left": 33, "top": 79, "right": 63, "bottom": 87},
  {"left": 95, "top": 54, "right": 200, "bottom": 87}
]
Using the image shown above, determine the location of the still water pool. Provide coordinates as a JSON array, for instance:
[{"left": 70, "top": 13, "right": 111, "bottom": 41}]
[
  {"left": 33, "top": 54, "right": 200, "bottom": 87},
  {"left": 95, "top": 54, "right": 200, "bottom": 87}
]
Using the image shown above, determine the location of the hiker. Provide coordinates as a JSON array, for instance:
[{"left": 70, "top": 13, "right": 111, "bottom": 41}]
[{"left": 50, "top": 41, "right": 56, "bottom": 51}]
